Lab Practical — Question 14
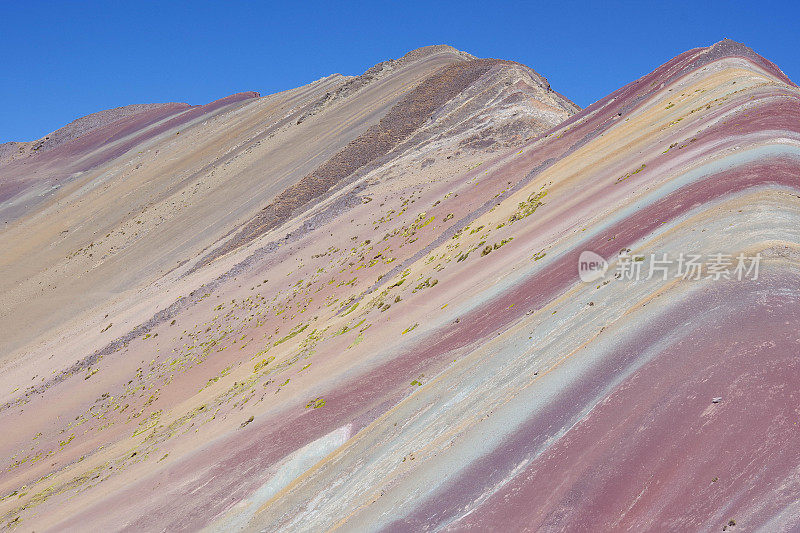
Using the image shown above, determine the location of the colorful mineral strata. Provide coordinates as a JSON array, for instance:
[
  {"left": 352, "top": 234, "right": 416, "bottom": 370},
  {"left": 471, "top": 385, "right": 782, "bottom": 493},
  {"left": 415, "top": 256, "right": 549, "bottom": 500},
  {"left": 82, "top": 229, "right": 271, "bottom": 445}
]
[{"left": 1, "top": 39, "right": 798, "bottom": 531}]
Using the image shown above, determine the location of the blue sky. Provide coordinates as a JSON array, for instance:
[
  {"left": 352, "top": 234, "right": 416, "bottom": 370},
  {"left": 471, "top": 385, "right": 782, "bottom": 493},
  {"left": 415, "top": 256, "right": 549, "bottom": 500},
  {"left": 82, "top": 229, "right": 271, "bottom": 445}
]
[{"left": 1, "top": 0, "right": 798, "bottom": 141}]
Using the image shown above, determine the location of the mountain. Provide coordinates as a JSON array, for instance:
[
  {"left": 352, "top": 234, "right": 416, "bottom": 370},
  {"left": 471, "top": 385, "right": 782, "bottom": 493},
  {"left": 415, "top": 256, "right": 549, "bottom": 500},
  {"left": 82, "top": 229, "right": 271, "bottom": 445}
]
[{"left": 0, "top": 40, "right": 798, "bottom": 531}]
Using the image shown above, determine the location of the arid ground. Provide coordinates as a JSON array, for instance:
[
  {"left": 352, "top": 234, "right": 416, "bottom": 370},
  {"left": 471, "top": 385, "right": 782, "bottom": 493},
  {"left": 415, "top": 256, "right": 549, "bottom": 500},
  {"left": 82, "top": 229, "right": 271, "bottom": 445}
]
[{"left": 1, "top": 40, "right": 799, "bottom": 531}]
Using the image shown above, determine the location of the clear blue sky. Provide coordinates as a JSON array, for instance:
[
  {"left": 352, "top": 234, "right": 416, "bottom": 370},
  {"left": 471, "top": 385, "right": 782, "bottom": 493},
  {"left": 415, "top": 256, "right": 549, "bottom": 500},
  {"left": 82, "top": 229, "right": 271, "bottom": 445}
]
[{"left": 1, "top": 0, "right": 798, "bottom": 142}]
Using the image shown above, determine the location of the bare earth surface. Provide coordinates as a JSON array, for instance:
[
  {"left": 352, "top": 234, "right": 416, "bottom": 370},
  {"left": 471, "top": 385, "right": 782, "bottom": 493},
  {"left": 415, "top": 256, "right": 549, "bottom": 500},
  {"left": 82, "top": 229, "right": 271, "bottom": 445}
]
[{"left": 1, "top": 41, "right": 799, "bottom": 532}]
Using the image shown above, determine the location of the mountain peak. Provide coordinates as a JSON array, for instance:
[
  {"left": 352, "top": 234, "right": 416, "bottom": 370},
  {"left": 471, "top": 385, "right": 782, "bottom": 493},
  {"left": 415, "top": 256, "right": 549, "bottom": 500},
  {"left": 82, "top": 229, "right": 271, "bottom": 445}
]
[{"left": 398, "top": 44, "right": 475, "bottom": 62}]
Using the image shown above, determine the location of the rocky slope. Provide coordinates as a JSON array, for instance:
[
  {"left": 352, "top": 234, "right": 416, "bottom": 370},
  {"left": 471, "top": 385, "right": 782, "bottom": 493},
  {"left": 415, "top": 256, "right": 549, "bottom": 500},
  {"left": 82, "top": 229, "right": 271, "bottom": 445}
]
[
  {"left": 1, "top": 39, "right": 798, "bottom": 531},
  {"left": 0, "top": 45, "right": 577, "bottom": 530}
]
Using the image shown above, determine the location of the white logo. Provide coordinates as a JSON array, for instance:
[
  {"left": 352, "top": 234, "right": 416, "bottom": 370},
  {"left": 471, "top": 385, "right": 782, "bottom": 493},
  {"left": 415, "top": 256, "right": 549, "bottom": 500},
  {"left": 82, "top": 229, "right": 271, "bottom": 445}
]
[{"left": 578, "top": 250, "right": 608, "bottom": 282}]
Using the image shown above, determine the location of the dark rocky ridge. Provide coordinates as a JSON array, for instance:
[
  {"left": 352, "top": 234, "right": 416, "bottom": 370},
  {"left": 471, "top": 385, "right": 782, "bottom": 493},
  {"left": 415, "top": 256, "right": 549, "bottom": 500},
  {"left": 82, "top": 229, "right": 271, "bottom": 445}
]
[{"left": 199, "top": 58, "right": 503, "bottom": 266}]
